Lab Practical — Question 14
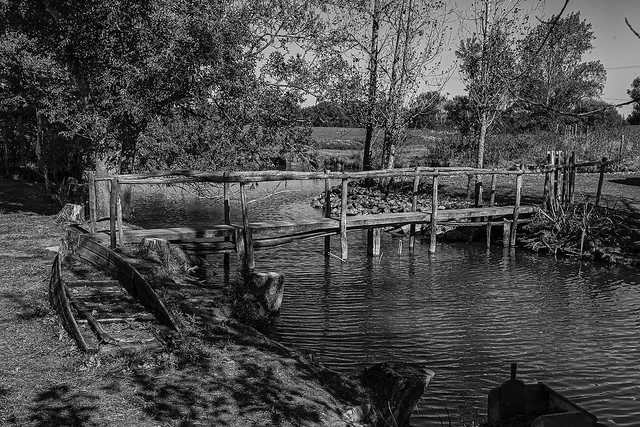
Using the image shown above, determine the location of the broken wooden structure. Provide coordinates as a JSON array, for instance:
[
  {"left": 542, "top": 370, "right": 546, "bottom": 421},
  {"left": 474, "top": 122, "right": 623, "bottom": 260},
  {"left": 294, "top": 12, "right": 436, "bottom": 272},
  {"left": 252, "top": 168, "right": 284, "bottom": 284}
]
[
  {"left": 49, "top": 227, "right": 179, "bottom": 352},
  {"left": 86, "top": 167, "right": 541, "bottom": 271}
]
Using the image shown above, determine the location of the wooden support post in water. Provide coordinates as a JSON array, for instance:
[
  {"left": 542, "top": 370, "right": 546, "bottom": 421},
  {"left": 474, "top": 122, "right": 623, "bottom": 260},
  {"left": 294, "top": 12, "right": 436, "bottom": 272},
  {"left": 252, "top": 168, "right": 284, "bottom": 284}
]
[
  {"left": 223, "top": 180, "right": 231, "bottom": 270},
  {"left": 109, "top": 178, "right": 117, "bottom": 249},
  {"left": 88, "top": 171, "right": 97, "bottom": 233},
  {"left": 561, "top": 152, "right": 568, "bottom": 206},
  {"left": 410, "top": 168, "right": 419, "bottom": 250},
  {"left": 542, "top": 152, "right": 551, "bottom": 211},
  {"left": 340, "top": 178, "right": 348, "bottom": 260},
  {"left": 509, "top": 173, "right": 523, "bottom": 249},
  {"left": 553, "top": 151, "right": 560, "bottom": 207},
  {"left": 486, "top": 173, "right": 497, "bottom": 249},
  {"left": 569, "top": 151, "right": 576, "bottom": 204},
  {"left": 239, "top": 183, "right": 255, "bottom": 271},
  {"left": 115, "top": 178, "right": 124, "bottom": 246},
  {"left": 503, "top": 219, "right": 512, "bottom": 248},
  {"left": 367, "top": 228, "right": 381, "bottom": 256},
  {"left": 324, "top": 172, "right": 332, "bottom": 256},
  {"left": 595, "top": 157, "right": 607, "bottom": 207},
  {"left": 429, "top": 175, "right": 439, "bottom": 254}
]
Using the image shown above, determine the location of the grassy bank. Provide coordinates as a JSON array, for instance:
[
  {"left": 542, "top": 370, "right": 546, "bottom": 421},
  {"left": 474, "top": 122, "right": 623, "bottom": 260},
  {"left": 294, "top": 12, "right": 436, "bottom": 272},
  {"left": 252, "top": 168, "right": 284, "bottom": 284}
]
[{"left": 0, "top": 179, "right": 366, "bottom": 426}]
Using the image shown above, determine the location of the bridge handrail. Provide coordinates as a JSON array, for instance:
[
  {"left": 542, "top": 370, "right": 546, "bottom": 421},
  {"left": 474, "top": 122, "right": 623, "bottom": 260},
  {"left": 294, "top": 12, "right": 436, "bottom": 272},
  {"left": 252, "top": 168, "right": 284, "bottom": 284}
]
[{"left": 94, "top": 166, "right": 527, "bottom": 185}]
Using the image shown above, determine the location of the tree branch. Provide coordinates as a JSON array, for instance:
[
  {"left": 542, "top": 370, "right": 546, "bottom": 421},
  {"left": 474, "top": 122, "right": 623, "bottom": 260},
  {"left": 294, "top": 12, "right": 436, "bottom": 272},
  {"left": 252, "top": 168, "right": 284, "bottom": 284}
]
[{"left": 626, "top": 18, "right": 640, "bottom": 40}]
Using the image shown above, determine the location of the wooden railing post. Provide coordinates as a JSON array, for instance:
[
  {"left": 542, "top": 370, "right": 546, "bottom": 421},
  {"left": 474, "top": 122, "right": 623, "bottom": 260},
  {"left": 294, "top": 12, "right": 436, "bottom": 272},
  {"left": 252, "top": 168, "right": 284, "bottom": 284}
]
[
  {"left": 509, "top": 172, "right": 523, "bottom": 249},
  {"left": 223, "top": 177, "right": 231, "bottom": 270},
  {"left": 553, "top": 150, "right": 560, "bottom": 208},
  {"left": 340, "top": 178, "right": 348, "bottom": 260},
  {"left": 115, "top": 178, "right": 124, "bottom": 246},
  {"left": 239, "top": 182, "right": 255, "bottom": 270},
  {"left": 542, "top": 152, "right": 551, "bottom": 211},
  {"left": 595, "top": 157, "right": 607, "bottom": 207},
  {"left": 88, "top": 171, "right": 97, "bottom": 233},
  {"left": 429, "top": 174, "right": 439, "bottom": 254},
  {"left": 324, "top": 170, "right": 332, "bottom": 256},
  {"left": 409, "top": 167, "right": 419, "bottom": 250},
  {"left": 569, "top": 151, "right": 576, "bottom": 204},
  {"left": 109, "top": 177, "right": 117, "bottom": 249},
  {"left": 486, "top": 172, "right": 497, "bottom": 248}
]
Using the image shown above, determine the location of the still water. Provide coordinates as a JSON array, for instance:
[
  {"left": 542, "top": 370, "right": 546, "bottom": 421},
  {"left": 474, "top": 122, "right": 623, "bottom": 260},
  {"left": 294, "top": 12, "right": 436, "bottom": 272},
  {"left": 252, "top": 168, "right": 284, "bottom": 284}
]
[{"left": 130, "top": 180, "right": 640, "bottom": 426}]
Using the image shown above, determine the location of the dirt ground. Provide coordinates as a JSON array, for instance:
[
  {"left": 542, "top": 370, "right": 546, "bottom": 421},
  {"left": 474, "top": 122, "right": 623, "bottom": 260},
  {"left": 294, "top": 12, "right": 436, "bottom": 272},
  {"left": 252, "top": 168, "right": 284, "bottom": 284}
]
[
  {"left": 2, "top": 172, "right": 640, "bottom": 426},
  {"left": 0, "top": 178, "right": 367, "bottom": 427}
]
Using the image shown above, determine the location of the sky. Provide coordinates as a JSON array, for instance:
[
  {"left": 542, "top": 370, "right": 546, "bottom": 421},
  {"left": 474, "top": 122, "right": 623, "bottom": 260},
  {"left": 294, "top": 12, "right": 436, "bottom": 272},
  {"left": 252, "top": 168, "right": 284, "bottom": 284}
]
[{"left": 443, "top": 0, "right": 640, "bottom": 117}]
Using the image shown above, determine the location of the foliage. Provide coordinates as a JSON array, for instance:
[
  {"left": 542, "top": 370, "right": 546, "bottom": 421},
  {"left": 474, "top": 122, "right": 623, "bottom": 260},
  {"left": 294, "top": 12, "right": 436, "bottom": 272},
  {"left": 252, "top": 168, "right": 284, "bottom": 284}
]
[
  {"left": 517, "top": 12, "right": 606, "bottom": 130},
  {"left": 0, "top": 0, "right": 322, "bottom": 183},
  {"left": 628, "top": 76, "right": 640, "bottom": 125}
]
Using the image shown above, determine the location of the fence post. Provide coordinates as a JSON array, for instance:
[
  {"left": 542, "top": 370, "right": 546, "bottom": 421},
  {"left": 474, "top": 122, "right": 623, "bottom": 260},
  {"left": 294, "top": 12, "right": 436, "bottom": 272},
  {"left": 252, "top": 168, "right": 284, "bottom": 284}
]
[
  {"left": 239, "top": 182, "right": 255, "bottom": 271},
  {"left": 542, "top": 152, "right": 551, "bottom": 211},
  {"left": 509, "top": 172, "right": 523, "bottom": 249},
  {"left": 429, "top": 174, "right": 439, "bottom": 254},
  {"left": 324, "top": 169, "right": 332, "bottom": 256},
  {"left": 340, "top": 178, "right": 349, "bottom": 260},
  {"left": 115, "top": 178, "right": 124, "bottom": 245},
  {"left": 223, "top": 176, "right": 231, "bottom": 270},
  {"left": 595, "top": 157, "right": 607, "bottom": 207},
  {"left": 88, "top": 171, "right": 97, "bottom": 233},
  {"left": 410, "top": 167, "right": 419, "bottom": 250},
  {"left": 486, "top": 172, "right": 497, "bottom": 249},
  {"left": 109, "top": 178, "right": 117, "bottom": 249},
  {"left": 569, "top": 151, "right": 576, "bottom": 204}
]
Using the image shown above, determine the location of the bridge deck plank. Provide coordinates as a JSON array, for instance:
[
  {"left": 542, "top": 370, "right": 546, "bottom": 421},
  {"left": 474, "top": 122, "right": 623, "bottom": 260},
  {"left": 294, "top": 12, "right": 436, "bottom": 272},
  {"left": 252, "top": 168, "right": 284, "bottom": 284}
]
[{"left": 88, "top": 205, "right": 537, "bottom": 244}]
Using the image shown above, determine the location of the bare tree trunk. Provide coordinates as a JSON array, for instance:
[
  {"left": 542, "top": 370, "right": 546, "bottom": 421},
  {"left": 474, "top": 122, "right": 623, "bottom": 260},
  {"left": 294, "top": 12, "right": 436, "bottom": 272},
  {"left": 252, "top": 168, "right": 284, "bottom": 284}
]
[
  {"left": 363, "top": 0, "right": 380, "bottom": 172},
  {"left": 477, "top": 113, "right": 488, "bottom": 169}
]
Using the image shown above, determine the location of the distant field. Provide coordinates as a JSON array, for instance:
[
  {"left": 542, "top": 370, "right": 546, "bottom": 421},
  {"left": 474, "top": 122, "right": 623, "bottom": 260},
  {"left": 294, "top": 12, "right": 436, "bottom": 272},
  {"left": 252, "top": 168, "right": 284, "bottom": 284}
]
[{"left": 309, "top": 125, "right": 640, "bottom": 171}]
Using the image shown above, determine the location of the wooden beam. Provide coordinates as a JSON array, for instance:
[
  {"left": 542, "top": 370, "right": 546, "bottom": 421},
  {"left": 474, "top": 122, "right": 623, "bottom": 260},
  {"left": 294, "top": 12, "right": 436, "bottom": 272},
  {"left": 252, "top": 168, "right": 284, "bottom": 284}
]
[
  {"left": 109, "top": 178, "right": 117, "bottom": 249},
  {"left": 410, "top": 169, "right": 419, "bottom": 250},
  {"left": 367, "top": 228, "right": 381, "bottom": 256},
  {"left": 324, "top": 174, "right": 332, "bottom": 256},
  {"left": 223, "top": 180, "right": 231, "bottom": 270},
  {"left": 509, "top": 173, "right": 523, "bottom": 248},
  {"left": 487, "top": 173, "right": 497, "bottom": 249},
  {"left": 340, "top": 178, "right": 348, "bottom": 260},
  {"left": 115, "top": 178, "right": 124, "bottom": 246},
  {"left": 239, "top": 182, "right": 255, "bottom": 270},
  {"left": 88, "top": 171, "right": 97, "bottom": 233},
  {"left": 595, "top": 157, "right": 607, "bottom": 207},
  {"left": 430, "top": 175, "right": 439, "bottom": 254}
]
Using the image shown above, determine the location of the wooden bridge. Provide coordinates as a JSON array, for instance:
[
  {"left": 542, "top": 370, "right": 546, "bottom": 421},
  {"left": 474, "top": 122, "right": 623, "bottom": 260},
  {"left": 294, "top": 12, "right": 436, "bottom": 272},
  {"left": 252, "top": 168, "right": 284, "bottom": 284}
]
[{"left": 85, "top": 166, "right": 559, "bottom": 270}]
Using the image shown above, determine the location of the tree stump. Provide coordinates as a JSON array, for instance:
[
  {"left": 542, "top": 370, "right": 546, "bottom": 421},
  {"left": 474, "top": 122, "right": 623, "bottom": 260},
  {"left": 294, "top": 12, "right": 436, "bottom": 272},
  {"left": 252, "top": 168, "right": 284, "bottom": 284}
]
[
  {"left": 138, "top": 238, "right": 193, "bottom": 275},
  {"left": 55, "top": 204, "right": 84, "bottom": 224}
]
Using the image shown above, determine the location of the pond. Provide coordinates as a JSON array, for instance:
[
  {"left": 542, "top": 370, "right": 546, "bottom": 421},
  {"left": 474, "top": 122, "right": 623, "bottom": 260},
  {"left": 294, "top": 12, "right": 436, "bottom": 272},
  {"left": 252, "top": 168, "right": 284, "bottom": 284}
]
[{"left": 130, "top": 178, "right": 640, "bottom": 426}]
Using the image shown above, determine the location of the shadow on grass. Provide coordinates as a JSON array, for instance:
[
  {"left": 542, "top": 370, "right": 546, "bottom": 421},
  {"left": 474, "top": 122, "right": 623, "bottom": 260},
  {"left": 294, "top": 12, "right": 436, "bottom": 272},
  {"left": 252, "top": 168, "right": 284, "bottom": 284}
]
[
  {"left": 29, "top": 384, "right": 99, "bottom": 426},
  {"left": 609, "top": 177, "right": 640, "bottom": 187},
  {"left": 0, "top": 179, "right": 59, "bottom": 215}
]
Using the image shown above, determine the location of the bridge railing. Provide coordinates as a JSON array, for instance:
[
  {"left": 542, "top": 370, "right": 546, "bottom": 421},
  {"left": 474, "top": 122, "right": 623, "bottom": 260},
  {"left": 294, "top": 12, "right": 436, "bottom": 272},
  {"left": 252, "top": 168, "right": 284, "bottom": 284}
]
[{"left": 88, "top": 166, "right": 535, "bottom": 266}]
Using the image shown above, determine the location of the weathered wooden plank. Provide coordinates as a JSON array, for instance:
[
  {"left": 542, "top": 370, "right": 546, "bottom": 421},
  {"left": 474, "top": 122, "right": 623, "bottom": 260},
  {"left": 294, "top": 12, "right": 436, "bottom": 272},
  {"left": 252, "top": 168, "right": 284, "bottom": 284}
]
[
  {"left": 49, "top": 254, "right": 91, "bottom": 352},
  {"left": 246, "top": 218, "right": 339, "bottom": 235},
  {"left": 240, "top": 182, "right": 255, "bottom": 270},
  {"left": 89, "top": 225, "right": 239, "bottom": 244},
  {"left": 430, "top": 175, "right": 439, "bottom": 253},
  {"left": 109, "top": 178, "right": 117, "bottom": 249},
  {"left": 340, "top": 178, "right": 348, "bottom": 260},
  {"left": 88, "top": 171, "right": 97, "bottom": 234}
]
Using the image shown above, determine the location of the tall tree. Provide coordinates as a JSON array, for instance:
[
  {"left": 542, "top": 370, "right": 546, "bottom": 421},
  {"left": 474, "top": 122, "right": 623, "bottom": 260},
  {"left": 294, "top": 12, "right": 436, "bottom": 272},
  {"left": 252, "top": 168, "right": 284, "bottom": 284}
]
[
  {"left": 628, "top": 76, "right": 640, "bottom": 125},
  {"left": 456, "top": 0, "right": 528, "bottom": 170},
  {"left": 517, "top": 11, "right": 606, "bottom": 129}
]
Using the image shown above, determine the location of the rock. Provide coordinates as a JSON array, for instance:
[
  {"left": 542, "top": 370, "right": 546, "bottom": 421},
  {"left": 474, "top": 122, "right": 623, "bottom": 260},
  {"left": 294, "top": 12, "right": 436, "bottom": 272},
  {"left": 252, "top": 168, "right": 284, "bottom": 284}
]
[
  {"left": 360, "top": 362, "right": 434, "bottom": 427},
  {"left": 246, "top": 271, "right": 285, "bottom": 315},
  {"left": 55, "top": 203, "right": 84, "bottom": 224}
]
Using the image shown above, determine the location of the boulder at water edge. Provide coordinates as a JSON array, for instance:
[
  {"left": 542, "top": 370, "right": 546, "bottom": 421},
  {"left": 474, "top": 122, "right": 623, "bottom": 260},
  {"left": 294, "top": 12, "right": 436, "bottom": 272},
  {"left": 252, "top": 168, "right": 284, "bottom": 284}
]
[{"left": 359, "top": 362, "right": 435, "bottom": 427}]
